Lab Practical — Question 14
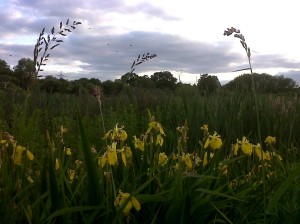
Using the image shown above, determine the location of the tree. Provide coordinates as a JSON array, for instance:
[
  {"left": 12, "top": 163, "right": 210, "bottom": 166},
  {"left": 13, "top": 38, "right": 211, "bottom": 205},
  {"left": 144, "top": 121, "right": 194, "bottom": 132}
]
[
  {"left": 121, "top": 72, "right": 139, "bottom": 86},
  {"left": 223, "top": 73, "right": 297, "bottom": 93},
  {"left": 0, "top": 59, "right": 15, "bottom": 88},
  {"left": 102, "top": 80, "right": 123, "bottom": 95},
  {"left": 197, "top": 74, "right": 221, "bottom": 95},
  {"left": 13, "top": 58, "right": 36, "bottom": 89},
  {"left": 151, "top": 71, "right": 177, "bottom": 90}
]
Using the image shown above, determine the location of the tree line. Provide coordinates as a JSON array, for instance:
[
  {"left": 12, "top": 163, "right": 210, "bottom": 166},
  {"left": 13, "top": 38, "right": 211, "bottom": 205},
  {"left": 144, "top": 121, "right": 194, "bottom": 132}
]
[{"left": 0, "top": 57, "right": 298, "bottom": 95}]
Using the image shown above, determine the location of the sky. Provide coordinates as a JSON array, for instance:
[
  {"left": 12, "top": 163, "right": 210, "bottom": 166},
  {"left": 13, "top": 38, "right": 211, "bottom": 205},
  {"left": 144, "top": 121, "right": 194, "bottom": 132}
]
[{"left": 1, "top": 0, "right": 300, "bottom": 85}]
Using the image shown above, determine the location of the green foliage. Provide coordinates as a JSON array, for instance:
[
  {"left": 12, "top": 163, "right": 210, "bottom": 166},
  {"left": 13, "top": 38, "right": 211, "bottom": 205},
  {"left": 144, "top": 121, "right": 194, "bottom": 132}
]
[
  {"left": 13, "top": 58, "right": 36, "bottom": 89},
  {"left": 151, "top": 71, "right": 177, "bottom": 90},
  {"left": 197, "top": 74, "right": 221, "bottom": 95},
  {"left": 224, "top": 73, "right": 298, "bottom": 93}
]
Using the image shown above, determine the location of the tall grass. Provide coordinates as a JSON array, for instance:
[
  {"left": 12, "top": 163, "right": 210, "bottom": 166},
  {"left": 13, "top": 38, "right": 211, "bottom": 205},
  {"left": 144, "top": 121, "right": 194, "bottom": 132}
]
[{"left": 1, "top": 86, "right": 300, "bottom": 223}]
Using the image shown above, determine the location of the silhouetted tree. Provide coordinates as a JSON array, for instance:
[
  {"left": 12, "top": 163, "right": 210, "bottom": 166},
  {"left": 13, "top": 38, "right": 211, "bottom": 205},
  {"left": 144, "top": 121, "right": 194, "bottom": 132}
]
[
  {"left": 0, "top": 59, "right": 15, "bottom": 88},
  {"left": 121, "top": 72, "right": 139, "bottom": 86},
  {"left": 102, "top": 80, "right": 123, "bottom": 95},
  {"left": 151, "top": 71, "right": 177, "bottom": 90},
  {"left": 13, "top": 58, "right": 36, "bottom": 89},
  {"left": 197, "top": 74, "right": 221, "bottom": 95},
  {"left": 223, "top": 73, "right": 297, "bottom": 93}
]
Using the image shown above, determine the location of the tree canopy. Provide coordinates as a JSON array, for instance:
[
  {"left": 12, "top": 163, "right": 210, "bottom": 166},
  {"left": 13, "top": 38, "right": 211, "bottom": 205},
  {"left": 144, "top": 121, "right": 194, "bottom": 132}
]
[
  {"left": 223, "top": 73, "right": 298, "bottom": 93},
  {"left": 197, "top": 74, "right": 221, "bottom": 95}
]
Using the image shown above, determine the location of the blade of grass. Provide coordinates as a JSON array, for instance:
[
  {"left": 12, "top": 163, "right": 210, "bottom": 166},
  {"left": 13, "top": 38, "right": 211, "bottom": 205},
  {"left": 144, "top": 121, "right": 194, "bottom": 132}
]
[
  {"left": 267, "top": 162, "right": 300, "bottom": 212},
  {"left": 77, "top": 111, "right": 101, "bottom": 205},
  {"left": 210, "top": 202, "right": 234, "bottom": 224}
]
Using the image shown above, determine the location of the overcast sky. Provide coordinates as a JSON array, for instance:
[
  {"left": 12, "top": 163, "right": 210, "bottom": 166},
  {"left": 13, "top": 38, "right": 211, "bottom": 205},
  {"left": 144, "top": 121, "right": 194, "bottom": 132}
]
[{"left": 1, "top": 0, "right": 300, "bottom": 84}]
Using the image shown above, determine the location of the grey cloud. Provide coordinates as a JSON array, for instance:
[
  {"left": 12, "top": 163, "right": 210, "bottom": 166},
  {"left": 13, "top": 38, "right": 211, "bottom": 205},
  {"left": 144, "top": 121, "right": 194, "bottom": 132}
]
[
  {"left": 2, "top": 29, "right": 300, "bottom": 82},
  {"left": 276, "top": 70, "right": 300, "bottom": 85},
  {"left": 252, "top": 54, "right": 300, "bottom": 69}
]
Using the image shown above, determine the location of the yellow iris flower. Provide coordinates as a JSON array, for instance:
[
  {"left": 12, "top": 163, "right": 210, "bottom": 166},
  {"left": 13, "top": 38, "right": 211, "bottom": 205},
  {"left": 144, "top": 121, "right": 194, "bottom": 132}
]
[
  {"left": 64, "top": 147, "right": 72, "bottom": 156},
  {"left": 133, "top": 136, "right": 144, "bottom": 151},
  {"left": 55, "top": 159, "right": 60, "bottom": 170},
  {"left": 146, "top": 122, "right": 165, "bottom": 135},
  {"left": 114, "top": 191, "right": 141, "bottom": 215},
  {"left": 204, "top": 132, "right": 222, "bottom": 150},
  {"left": 182, "top": 153, "right": 193, "bottom": 169},
  {"left": 107, "top": 142, "right": 118, "bottom": 166},
  {"left": 158, "top": 152, "right": 168, "bottom": 166},
  {"left": 156, "top": 134, "right": 164, "bottom": 146},
  {"left": 241, "top": 137, "right": 253, "bottom": 156},
  {"left": 12, "top": 145, "right": 25, "bottom": 165},
  {"left": 103, "top": 124, "right": 128, "bottom": 142},
  {"left": 265, "top": 136, "right": 276, "bottom": 145}
]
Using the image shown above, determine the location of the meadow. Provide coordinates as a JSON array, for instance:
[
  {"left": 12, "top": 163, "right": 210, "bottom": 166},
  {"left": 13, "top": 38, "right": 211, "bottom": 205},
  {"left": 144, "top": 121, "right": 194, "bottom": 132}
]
[
  {"left": 1, "top": 25, "right": 300, "bottom": 223},
  {"left": 0, "top": 85, "right": 300, "bottom": 223}
]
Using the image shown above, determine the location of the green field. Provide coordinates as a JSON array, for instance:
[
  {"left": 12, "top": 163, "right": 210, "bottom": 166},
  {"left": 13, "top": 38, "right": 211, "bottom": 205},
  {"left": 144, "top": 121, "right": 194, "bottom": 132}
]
[{"left": 1, "top": 85, "right": 300, "bottom": 223}]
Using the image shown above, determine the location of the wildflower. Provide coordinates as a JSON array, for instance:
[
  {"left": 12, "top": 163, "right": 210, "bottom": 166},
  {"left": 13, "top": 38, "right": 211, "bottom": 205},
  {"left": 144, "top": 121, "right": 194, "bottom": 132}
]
[
  {"left": 103, "top": 124, "right": 127, "bottom": 142},
  {"left": 26, "top": 149, "right": 34, "bottom": 161},
  {"left": 204, "top": 132, "right": 222, "bottom": 150},
  {"left": 75, "top": 160, "right": 83, "bottom": 168},
  {"left": 27, "top": 175, "right": 34, "bottom": 183},
  {"left": 64, "top": 147, "right": 72, "bottom": 156},
  {"left": 200, "top": 124, "right": 209, "bottom": 134},
  {"left": 107, "top": 142, "right": 118, "bottom": 165},
  {"left": 124, "top": 146, "right": 132, "bottom": 158},
  {"left": 182, "top": 153, "right": 193, "bottom": 169},
  {"left": 91, "top": 147, "right": 97, "bottom": 154},
  {"left": 177, "top": 122, "right": 189, "bottom": 143},
  {"left": 203, "top": 152, "right": 214, "bottom": 167},
  {"left": 232, "top": 141, "right": 239, "bottom": 155},
  {"left": 98, "top": 155, "right": 107, "bottom": 168},
  {"left": 156, "top": 134, "right": 164, "bottom": 146},
  {"left": 55, "top": 159, "right": 60, "bottom": 170},
  {"left": 272, "top": 151, "right": 282, "bottom": 161},
  {"left": 68, "top": 169, "right": 76, "bottom": 181},
  {"left": 265, "top": 136, "right": 276, "bottom": 145},
  {"left": 146, "top": 122, "right": 165, "bottom": 135},
  {"left": 121, "top": 151, "right": 127, "bottom": 166},
  {"left": 255, "top": 144, "right": 271, "bottom": 161},
  {"left": 133, "top": 136, "right": 144, "bottom": 151},
  {"left": 158, "top": 152, "right": 168, "bottom": 166},
  {"left": 241, "top": 137, "right": 253, "bottom": 156},
  {"left": 219, "top": 163, "right": 228, "bottom": 175},
  {"left": 60, "top": 125, "right": 68, "bottom": 134},
  {"left": 12, "top": 145, "right": 25, "bottom": 165},
  {"left": 195, "top": 156, "right": 202, "bottom": 166},
  {"left": 114, "top": 191, "right": 141, "bottom": 215}
]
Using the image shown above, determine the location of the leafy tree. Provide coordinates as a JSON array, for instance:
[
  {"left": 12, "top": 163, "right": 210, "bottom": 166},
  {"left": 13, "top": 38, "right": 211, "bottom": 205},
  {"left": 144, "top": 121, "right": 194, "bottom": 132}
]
[
  {"left": 151, "top": 71, "right": 177, "bottom": 90},
  {"left": 121, "top": 72, "right": 139, "bottom": 86},
  {"left": 0, "top": 59, "right": 15, "bottom": 88},
  {"left": 38, "top": 75, "right": 70, "bottom": 93},
  {"left": 223, "top": 73, "right": 297, "bottom": 93},
  {"left": 197, "top": 74, "right": 221, "bottom": 95},
  {"left": 0, "top": 59, "right": 12, "bottom": 76},
  {"left": 102, "top": 80, "right": 123, "bottom": 96},
  {"left": 137, "top": 75, "right": 155, "bottom": 89},
  {"left": 13, "top": 58, "right": 36, "bottom": 89}
]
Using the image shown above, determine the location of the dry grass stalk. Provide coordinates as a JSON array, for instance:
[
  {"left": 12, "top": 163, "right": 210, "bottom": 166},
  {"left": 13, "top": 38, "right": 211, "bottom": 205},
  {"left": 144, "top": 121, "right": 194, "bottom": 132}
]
[
  {"left": 130, "top": 52, "right": 157, "bottom": 73},
  {"left": 224, "top": 27, "right": 252, "bottom": 73},
  {"left": 34, "top": 19, "right": 82, "bottom": 76}
]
